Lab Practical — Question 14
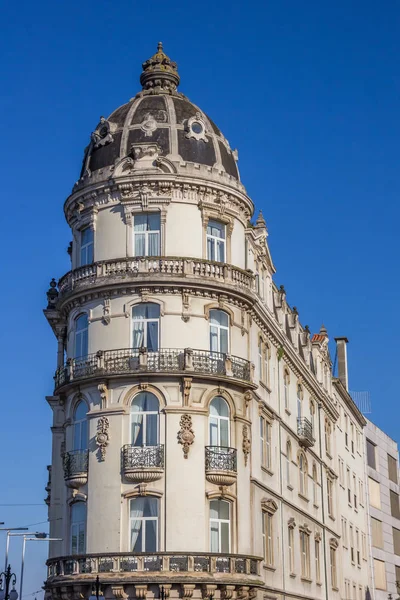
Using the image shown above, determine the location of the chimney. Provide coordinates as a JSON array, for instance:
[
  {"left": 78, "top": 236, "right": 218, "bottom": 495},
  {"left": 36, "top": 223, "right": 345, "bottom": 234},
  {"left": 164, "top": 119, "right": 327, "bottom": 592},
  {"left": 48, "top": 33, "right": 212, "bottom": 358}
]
[{"left": 334, "top": 337, "right": 349, "bottom": 391}]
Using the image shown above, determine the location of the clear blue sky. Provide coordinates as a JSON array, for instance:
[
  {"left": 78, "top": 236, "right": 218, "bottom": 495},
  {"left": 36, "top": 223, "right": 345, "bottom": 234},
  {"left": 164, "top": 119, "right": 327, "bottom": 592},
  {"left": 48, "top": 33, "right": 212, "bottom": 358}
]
[{"left": 0, "top": 0, "right": 399, "bottom": 594}]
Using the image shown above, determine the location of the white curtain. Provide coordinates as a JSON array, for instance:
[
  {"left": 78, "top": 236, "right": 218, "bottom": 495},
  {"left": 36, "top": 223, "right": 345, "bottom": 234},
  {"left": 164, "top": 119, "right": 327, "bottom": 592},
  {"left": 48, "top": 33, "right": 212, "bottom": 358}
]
[
  {"left": 130, "top": 498, "right": 145, "bottom": 551},
  {"left": 148, "top": 231, "right": 160, "bottom": 256},
  {"left": 132, "top": 322, "right": 144, "bottom": 348},
  {"left": 131, "top": 412, "right": 144, "bottom": 446},
  {"left": 147, "top": 321, "right": 159, "bottom": 352}
]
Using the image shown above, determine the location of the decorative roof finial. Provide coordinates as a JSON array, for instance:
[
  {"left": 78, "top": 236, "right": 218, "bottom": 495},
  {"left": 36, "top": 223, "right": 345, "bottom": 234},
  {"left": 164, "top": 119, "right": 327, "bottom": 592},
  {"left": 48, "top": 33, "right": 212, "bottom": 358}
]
[
  {"left": 255, "top": 210, "right": 266, "bottom": 229},
  {"left": 319, "top": 323, "right": 328, "bottom": 336},
  {"left": 140, "top": 42, "right": 180, "bottom": 95}
]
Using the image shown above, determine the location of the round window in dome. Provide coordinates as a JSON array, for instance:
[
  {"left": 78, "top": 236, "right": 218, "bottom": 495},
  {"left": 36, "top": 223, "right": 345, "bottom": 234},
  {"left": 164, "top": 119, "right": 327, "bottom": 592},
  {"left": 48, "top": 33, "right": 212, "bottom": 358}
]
[{"left": 191, "top": 121, "right": 203, "bottom": 134}]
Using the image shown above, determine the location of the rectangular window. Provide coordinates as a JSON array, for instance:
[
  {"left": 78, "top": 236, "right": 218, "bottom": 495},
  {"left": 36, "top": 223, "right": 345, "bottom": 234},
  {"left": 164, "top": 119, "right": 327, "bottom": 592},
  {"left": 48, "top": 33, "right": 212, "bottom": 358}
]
[
  {"left": 210, "top": 500, "right": 230, "bottom": 553},
  {"left": 366, "top": 439, "right": 376, "bottom": 469},
  {"left": 80, "top": 227, "right": 94, "bottom": 266},
  {"left": 353, "top": 583, "right": 357, "bottom": 599},
  {"left": 359, "top": 479, "right": 364, "bottom": 506},
  {"left": 371, "top": 517, "right": 383, "bottom": 548},
  {"left": 260, "top": 416, "right": 271, "bottom": 470},
  {"left": 350, "top": 422, "right": 354, "bottom": 454},
  {"left": 341, "top": 517, "right": 347, "bottom": 547},
  {"left": 362, "top": 533, "right": 367, "bottom": 560},
  {"left": 369, "top": 477, "right": 381, "bottom": 509},
  {"left": 388, "top": 454, "right": 398, "bottom": 484},
  {"left": 393, "top": 527, "right": 400, "bottom": 555},
  {"left": 344, "top": 414, "right": 349, "bottom": 447},
  {"left": 133, "top": 213, "right": 161, "bottom": 257},
  {"left": 71, "top": 502, "right": 86, "bottom": 554},
  {"left": 132, "top": 303, "right": 160, "bottom": 351},
  {"left": 315, "top": 539, "right": 321, "bottom": 582},
  {"left": 350, "top": 525, "right": 354, "bottom": 563},
  {"left": 347, "top": 467, "right": 352, "bottom": 505},
  {"left": 391, "top": 490, "right": 400, "bottom": 519},
  {"left": 327, "top": 478, "right": 334, "bottom": 518},
  {"left": 263, "top": 512, "right": 274, "bottom": 566},
  {"left": 288, "top": 526, "right": 295, "bottom": 573},
  {"left": 396, "top": 565, "right": 400, "bottom": 594},
  {"left": 374, "top": 558, "right": 387, "bottom": 590},
  {"left": 353, "top": 473, "right": 357, "bottom": 509},
  {"left": 130, "top": 497, "right": 159, "bottom": 552},
  {"left": 207, "top": 220, "right": 226, "bottom": 262},
  {"left": 356, "top": 529, "right": 360, "bottom": 566},
  {"left": 330, "top": 547, "right": 337, "bottom": 589},
  {"left": 300, "top": 530, "right": 310, "bottom": 579}
]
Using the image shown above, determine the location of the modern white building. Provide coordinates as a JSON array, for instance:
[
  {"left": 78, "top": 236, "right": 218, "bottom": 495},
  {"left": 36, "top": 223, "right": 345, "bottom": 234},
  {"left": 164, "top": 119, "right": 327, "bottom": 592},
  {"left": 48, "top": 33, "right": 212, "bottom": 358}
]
[
  {"left": 44, "top": 44, "right": 371, "bottom": 600},
  {"left": 365, "top": 419, "right": 400, "bottom": 599}
]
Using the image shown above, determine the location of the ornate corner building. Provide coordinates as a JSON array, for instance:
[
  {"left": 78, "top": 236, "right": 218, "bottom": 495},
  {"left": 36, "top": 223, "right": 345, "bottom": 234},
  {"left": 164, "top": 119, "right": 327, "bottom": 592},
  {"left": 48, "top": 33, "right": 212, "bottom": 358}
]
[{"left": 44, "top": 44, "right": 371, "bottom": 600}]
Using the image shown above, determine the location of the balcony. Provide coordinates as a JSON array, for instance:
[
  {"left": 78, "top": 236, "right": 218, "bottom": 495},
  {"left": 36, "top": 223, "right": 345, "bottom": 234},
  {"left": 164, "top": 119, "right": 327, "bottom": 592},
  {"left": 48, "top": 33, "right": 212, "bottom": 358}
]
[
  {"left": 205, "top": 446, "right": 237, "bottom": 486},
  {"left": 63, "top": 450, "right": 88, "bottom": 488},
  {"left": 54, "top": 348, "right": 254, "bottom": 391},
  {"left": 56, "top": 257, "right": 254, "bottom": 302},
  {"left": 122, "top": 444, "right": 164, "bottom": 483},
  {"left": 297, "top": 417, "right": 314, "bottom": 448},
  {"left": 47, "top": 551, "right": 262, "bottom": 582}
]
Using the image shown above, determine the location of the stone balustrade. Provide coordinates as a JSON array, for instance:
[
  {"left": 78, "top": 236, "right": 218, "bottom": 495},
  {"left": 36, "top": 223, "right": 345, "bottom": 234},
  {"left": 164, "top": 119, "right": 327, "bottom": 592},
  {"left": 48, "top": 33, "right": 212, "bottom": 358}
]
[{"left": 57, "top": 257, "right": 254, "bottom": 299}]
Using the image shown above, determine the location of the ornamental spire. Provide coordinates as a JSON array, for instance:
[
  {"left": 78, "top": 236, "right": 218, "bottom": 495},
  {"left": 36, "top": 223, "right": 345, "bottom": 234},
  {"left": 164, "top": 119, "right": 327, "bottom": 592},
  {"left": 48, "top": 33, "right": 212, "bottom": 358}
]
[{"left": 140, "top": 42, "right": 180, "bottom": 94}]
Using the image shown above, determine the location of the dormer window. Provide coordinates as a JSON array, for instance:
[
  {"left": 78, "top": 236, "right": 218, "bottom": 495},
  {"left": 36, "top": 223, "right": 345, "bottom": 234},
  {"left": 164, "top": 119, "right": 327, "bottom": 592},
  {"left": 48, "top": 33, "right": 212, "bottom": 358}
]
[
  {"left": 133, "top": 213, "right": 160, "bottom": 257},
  {"left": 207, "top": 221, "right": 226, "bottom": 262}
]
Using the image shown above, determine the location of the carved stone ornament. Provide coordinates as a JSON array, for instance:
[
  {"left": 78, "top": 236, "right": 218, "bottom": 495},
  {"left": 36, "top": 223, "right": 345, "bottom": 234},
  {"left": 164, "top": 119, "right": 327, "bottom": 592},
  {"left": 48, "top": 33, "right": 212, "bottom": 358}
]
[
  {"left": 111, "top": 587, "right": 128, "bottom": 600},
  {"left": 96, "top": 416, "right": 110, "bottom": 461},
  {"left": 140, "top": 112, "right": 158, "bottom": 137},
  {"left": 91, "top": 116, "right": 114, "bottom": 149},
  {"left": 177, "top": 414, "right": 195, "bottom": 458},
  {"left": 242, "top": 425, "right": 251, "bottom": 466},
  {"left": 186, "top": 113, "right": 208, "bottom": 142}
]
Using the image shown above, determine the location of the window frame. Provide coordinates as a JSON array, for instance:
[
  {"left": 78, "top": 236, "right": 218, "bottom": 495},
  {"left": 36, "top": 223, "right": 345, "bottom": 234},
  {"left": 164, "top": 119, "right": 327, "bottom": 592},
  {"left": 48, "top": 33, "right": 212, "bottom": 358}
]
[
  {"left": 299, "top": 452, "right": 308, "bottom": 497},
  {"left": 79, "top": 226, "right": 94, "bottom": 266},
  {"left": 73, "top": 400, "right": 88, "bottom": 451},
  {"left": 299, "top": 528, "right": 310, "bottom": 579},
  {"left": 206, "top": 220, "right": 226, "bottom": 263},
  {"left": 130, "top": 496, "right": 159, "bottom": 553},
  {"left": 209, "top": 397, "right": 230, "bottom": 447},
  {"left": 130, "top": 392, "right": 160, "bottom": 447},
  {"left": 74, "top": 313, "right": 89, "bottom": 359},
  {"left": 70, "top": 501, "right": 87, "bottom": 555},
  {"left": 263, "top": 511, "right": 274, "bottom": 567},
  {"left": 210, "top": 499, "right": 231, "bottom": 553},
  {"left": 132, "top": 303, "right": 160, "bottom": 352},
  {"left": 209, "top": 309, "right": 229, "bottom": 355},
  {"left": 133, "top": 212, "right": 161, "bottom": 257},
  {"left": 260, "top": 415, "right": 272, "bottom": 470}
]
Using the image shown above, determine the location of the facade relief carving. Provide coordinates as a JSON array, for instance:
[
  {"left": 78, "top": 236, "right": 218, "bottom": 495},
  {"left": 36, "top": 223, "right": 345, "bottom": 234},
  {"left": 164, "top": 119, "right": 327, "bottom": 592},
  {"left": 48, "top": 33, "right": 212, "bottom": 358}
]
[
  {"left": 95, "top": 416, "right": 110, "bottom": 461},
  {"left": 177, "top": 414, "right": 195, "bottom": 458}
]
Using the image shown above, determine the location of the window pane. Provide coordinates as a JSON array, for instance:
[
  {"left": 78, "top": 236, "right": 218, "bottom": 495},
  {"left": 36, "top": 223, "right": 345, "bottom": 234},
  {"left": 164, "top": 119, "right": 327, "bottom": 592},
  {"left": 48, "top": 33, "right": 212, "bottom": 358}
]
[
  {"left": 210, "top": 327, "right": 218, "bottom": 352},
  {"left": 132, "top": 523, "right": 143, "bottom": 552},
  {"left": 388, "top": 454, "right": 398, "bottom": 484},
  {"left": 74, "top": 401, "right": 87, "bottom": 421},
  {"left": 366, "top": 439, "right": 376, "bottom": 469},
  {"left": 391, "top": 490, "right": 400, "bottom": 519},
  {"left": 143, "top": 497, "right": 158, "bottom": 517},
  {"left": 134, "top": 233, "right": 146, "bottom": 256},
  {"left": 209, "top": 419, "right": 218, "bottom": 446},
  {"left": 221, "top": 522, "right": 230, "bottom": 552},
  {"left": 220, "top": 328, "right": 228, "bottom": 354},
  {"left": 210, "top": 397, "right": 229, "bottom": 417},
  {"left": 374, "top": 559, "right": 387, "bottom": 590},
  {"left": 371, "top": 518, "right": 383, "bottom": 548},
  {"left": 134, "top": 214, "right": 148, "bottom": 231},
  {"left": 219, "top": 500, "right": 230, "bottom": 520},
  {"left": 147, "top": 214, "right": 160, "bottom": 231},
  {"left": 210, "top": 310, "right": 229, "bottom": 327},
  {"left": 78, "top": 523, "right": 85, "bottom": 553},
  {"left": 216, "top": 239, "right": 225, "bottom": 262},
  {"left": 393, "top": 527, "right": 400, "bottom": 555},
  {"left": 210, "top": 521, "right": 219, "bottom": 552},
  {"left": 147, "top": 321, "right": 159, "bottom": 351},
  {"left": 146, "top": 414, "right": 158, "bottom": 446},
  {"left": 145, "top": 520, "right": 157, "bottom": 552},
  {"left": 207, "top": 221, "right": 225, "bottom": 238},
  {"left": 148, "top": 231, "right": 160, "bottom": 256},
  {"left": 220, "top": 420, "right": 229, "bottom": 447},
  {"left": 369, "top": 477, "right": 381, "bottom": 509},
  {"left": 72, "top": 502, "right": 86, "bottom": 523},
  {"left": 210, "top": 501, "right": 219, "bottom": 519}
]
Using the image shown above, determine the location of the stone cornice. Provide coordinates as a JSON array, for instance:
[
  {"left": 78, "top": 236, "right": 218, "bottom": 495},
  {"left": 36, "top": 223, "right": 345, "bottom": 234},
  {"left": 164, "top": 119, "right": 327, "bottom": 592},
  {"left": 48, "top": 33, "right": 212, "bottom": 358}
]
[{"left": 64, "top": 174, "right": 254, "bottom": 228}]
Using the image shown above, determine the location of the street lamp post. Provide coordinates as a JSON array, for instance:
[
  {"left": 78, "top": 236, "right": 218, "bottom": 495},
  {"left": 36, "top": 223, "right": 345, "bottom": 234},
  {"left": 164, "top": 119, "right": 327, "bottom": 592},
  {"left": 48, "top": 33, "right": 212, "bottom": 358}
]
[
  {"left": 19, "top": 534, "right": 62, "bottom": 600},
  {"left": 89, "top": 576, "right": 103, "bottom": 600},
  {"left": 1, "top": 529, "right": 29, "bottom": 571},
  {"left": 0, "top": 565, "right": 18, "bottom": 600}
]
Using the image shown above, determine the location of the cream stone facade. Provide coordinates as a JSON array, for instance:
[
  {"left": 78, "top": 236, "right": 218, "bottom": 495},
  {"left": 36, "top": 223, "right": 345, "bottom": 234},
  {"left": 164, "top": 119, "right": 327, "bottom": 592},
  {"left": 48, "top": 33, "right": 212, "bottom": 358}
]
[{"left": 44, "top": 45, "right": 372, "bottom": 600}]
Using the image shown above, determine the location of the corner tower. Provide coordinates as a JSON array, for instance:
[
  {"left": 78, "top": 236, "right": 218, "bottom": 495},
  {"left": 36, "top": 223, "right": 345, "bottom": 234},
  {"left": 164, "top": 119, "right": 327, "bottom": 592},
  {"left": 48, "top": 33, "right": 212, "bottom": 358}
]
[{"left": 44, "top": 44, "right": 369, "bottom": 600}]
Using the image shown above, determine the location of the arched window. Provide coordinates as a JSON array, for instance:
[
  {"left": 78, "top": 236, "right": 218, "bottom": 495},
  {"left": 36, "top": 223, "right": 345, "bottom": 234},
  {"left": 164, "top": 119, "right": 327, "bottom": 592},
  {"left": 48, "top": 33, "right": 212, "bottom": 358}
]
[
  {"left": 131, "top": 392, "right": 159, "bottom": 446},
  {"left": 130, "top": 496, "right": 159, "bottom": 552},
  {"left": 209, "top": 310, "right": 229, "bottom": 354},
  {"left": 71, "top": 502, "right": 86, "bottom": 554},
  {"left": 297, "top": 384, "right": 303, "bottom": 420},
  {"left": 283, "top": 369, "right": 290, "bottom": 410},
  {"left": 132, "top": 303, "right": 160, "bottom": 351},
  {"left": 286, "top": 440, "right": 292, "bottom": 486},
  {"left": 312, "top": 463, "right": 318, "bottom": 505},
  {"left": 74, "top": 314, "right": 88, "bottom": 358},
  {"left": 209, "top": 397, "right": 230, "bottom": 447},
  {"left": 210, "top": 499, "right": 230, "bottom": 552},
  {"left": 299, "top": 452, "right": 308, "bottom": 496},
  {"left": 207, "top": 220, "right": 226, "bottom": 262},
  {"left": 73, "top": 401, "right": 88, "bottom": 451}
]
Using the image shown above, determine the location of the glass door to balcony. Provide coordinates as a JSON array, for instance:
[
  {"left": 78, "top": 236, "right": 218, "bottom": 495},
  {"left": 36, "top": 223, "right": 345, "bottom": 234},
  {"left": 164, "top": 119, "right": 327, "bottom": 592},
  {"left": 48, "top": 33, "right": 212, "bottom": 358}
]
[{"left": 131, "top": 392, "right": 159, "bottom": 446}]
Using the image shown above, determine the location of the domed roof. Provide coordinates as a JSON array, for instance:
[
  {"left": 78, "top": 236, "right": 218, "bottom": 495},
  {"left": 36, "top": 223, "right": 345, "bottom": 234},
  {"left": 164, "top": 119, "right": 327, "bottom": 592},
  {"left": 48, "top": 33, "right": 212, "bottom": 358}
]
[{"left": 80, "top": 44, "right": 239, "bottom": 181}]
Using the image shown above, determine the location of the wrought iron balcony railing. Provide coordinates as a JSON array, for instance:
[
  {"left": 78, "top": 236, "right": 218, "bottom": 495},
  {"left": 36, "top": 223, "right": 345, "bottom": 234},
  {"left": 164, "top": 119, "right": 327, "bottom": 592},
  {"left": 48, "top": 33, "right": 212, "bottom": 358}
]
[
  {"left": 47, "top": 551, "right": 261, "bottom": 578},
  {"left": 205, "top": 446, "right": 237, "bottom": 486},
  {"left": 122, "top": 445, "right": 164, "bottom": 483},
  {"left": 54, "top": 348, "right": 254, "bottom": 390},
  {"left": 57, "top": 257, "right": 254, "bottom": 300},
  {"left": 297, "top": 417, "right": 314, "bottom": 447},
  {"left": 62, "top": 450, "right": 89, "bottom": 488}
]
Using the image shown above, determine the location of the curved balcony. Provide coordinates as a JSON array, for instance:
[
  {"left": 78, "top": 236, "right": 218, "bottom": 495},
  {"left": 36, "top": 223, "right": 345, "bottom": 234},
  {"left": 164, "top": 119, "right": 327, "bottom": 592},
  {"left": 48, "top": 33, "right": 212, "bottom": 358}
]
[
  {"left": 54, "top": 348, "right": 254, "bottom": 391},
  {"left": 63, "top": 450, "right": 88, "bottom": 488},
  {"left": 205, "top": 446, "right": 237, "bottom": 487},
  {"left": 46, "top": 551, "right": 262, "bottom": 587},
  {"left": 57, "top": 257, "right": 254, "bottom": 302},
  {"left": 122, "top": 444, "right": 164, "bottom": 483}
]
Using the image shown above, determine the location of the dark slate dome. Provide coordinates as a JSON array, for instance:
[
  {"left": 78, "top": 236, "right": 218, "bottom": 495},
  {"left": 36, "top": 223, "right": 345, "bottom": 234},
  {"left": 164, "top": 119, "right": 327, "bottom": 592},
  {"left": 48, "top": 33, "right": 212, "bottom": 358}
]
[{"left": 81, "top": 44, "right": 239, "bottom": 181}]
